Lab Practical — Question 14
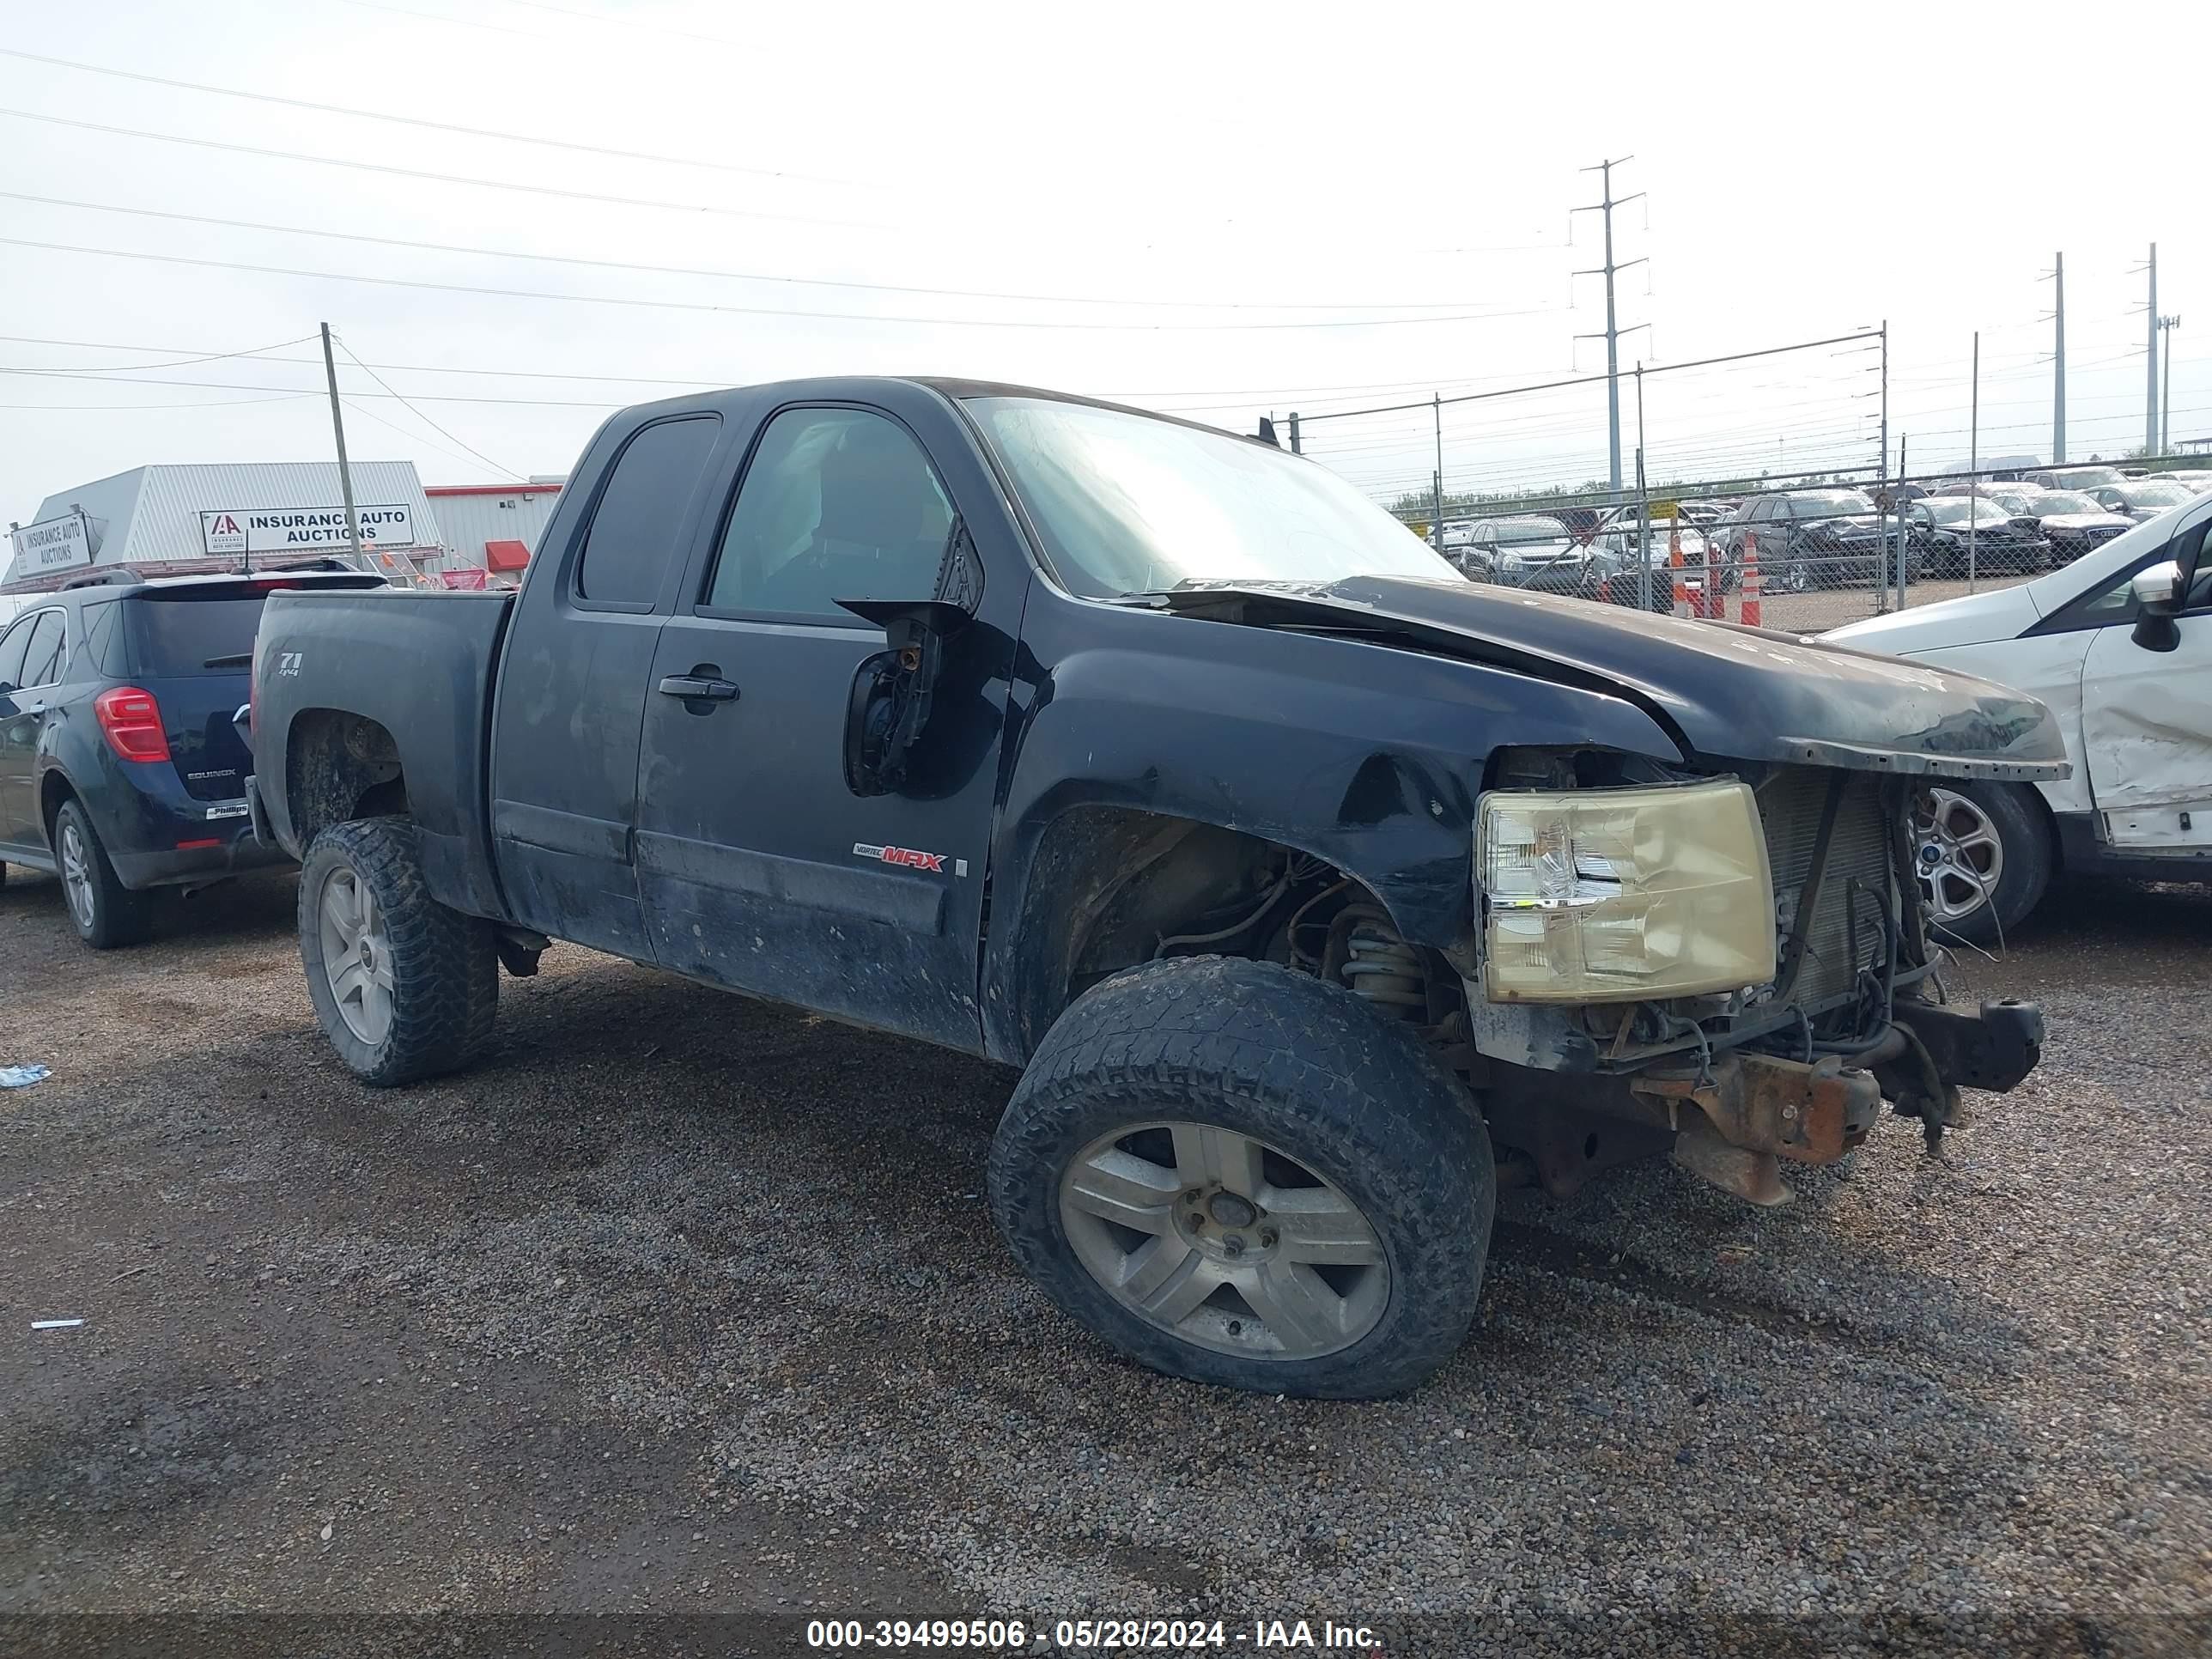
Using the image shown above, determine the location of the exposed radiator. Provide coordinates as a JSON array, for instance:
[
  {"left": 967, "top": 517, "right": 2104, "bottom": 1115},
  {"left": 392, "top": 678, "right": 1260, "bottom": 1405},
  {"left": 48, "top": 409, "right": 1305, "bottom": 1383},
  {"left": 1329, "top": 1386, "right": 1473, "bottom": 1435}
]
[{"left": 1756, "top": 767, "right": 1895, "bottom": 1011}]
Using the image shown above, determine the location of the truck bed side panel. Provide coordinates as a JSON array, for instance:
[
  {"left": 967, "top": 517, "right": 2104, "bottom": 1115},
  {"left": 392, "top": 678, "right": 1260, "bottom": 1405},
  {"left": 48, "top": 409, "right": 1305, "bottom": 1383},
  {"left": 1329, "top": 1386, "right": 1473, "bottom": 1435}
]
[{"left": 254, "top": 590, "right": 514, "bottom": 920}]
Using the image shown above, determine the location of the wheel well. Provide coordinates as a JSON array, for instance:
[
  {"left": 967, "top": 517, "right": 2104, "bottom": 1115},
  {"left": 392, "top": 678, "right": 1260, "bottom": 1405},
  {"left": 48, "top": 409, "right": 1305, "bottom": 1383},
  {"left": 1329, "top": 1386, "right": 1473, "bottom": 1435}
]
[
  {"left": 39, "top": 770, "right": 78, "bottom": 843},
  {"left": 2015, "top": 780, "right": 2063, "bottom": 872},
  {"left": 286, "top": 710, "right": 408, "bottom": 846},
  {"left": 1006, "top": 805, "right": 1442, "bottom": 1059}
]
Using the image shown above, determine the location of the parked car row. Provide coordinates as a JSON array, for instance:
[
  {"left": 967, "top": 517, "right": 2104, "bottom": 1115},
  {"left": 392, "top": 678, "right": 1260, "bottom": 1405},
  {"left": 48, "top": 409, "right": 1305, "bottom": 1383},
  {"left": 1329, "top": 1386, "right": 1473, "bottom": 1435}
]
[{"left": 1438, "top": 470, "right": 2212, "bottom": 604}]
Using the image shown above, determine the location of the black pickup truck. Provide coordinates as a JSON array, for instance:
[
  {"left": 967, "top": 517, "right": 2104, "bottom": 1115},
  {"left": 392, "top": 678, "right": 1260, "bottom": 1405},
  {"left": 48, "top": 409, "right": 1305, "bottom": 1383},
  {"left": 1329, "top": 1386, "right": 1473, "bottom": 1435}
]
[{"left": 249, "top": 378, "right": 2066, "bottom": 1398}]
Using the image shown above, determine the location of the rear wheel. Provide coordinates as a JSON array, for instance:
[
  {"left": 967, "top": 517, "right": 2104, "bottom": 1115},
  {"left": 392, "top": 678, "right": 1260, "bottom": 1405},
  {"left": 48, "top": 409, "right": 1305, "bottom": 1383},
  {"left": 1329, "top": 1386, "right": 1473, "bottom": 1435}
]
[
  {"left": 54, "top": 799, "right": 150, "bottom": 949},
  {"left": 299, "top": 817, "right": 498, "bottom": 1085},
  {"left": 1912, "top": 782, "right": 2053, "bottom": 947},
  {"left": 989, "top": 956, "right": 1494, "bottom": 1399}
]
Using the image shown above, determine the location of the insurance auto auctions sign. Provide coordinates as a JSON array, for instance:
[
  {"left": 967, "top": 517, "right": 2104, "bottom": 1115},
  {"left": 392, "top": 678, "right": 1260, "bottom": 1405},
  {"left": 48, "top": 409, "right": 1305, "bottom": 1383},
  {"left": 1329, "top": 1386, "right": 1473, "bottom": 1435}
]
[
  {"left": 199, "top": 504, "right": 416, "bottom": 556},
  {"left": 9, "top": 512, "right": 94, "bottom": 580}
]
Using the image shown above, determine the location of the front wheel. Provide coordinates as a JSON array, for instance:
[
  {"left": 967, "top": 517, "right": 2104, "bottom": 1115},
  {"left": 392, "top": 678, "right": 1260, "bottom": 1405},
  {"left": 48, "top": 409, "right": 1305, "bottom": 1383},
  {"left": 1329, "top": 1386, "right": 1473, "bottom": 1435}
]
[
  {"left": 988, "top": 956, "right": 1494, "bottom": 1399},
  {"left": 299, "top": 817, "right": 498, "bottom": 1085},
  {"left": 1912, "top": 782, "right": 2054, "bottom": 947}
]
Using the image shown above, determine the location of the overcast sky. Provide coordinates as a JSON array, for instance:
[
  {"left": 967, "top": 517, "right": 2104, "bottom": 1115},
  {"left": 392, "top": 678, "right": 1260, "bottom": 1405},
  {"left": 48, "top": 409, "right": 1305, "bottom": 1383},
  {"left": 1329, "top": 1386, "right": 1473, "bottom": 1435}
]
[{"left": 3, "top": 0, "right": 2206, "bottom": 526}]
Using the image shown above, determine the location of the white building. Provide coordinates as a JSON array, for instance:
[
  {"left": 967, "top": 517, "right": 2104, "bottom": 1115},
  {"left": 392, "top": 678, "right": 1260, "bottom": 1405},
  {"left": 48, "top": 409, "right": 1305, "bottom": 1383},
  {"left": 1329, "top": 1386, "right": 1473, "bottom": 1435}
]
[
  {"left": 5, "top": 460, "right": 441, "bottom": 593},
  {"left": 422, "top": 479, "right": 563, "bottom": 588}
]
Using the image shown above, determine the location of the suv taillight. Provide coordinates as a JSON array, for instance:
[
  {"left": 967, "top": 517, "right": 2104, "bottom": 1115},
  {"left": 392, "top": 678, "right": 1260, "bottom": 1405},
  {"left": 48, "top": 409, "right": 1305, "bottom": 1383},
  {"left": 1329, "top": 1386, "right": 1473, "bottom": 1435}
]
[{"left": 94, "top": 686, "right": 171, "bottom": 762}]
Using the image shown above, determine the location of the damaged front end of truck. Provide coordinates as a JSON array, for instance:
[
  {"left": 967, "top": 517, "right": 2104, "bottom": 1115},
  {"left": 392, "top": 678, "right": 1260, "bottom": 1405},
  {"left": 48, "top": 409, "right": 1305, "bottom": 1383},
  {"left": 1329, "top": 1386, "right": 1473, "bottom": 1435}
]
[
  {"left": 1146, "top": 577, "right": 2070, "bottom": 1206},
  {"left": 1468, "top": 749, "right": 2049, "bottom": 1206}
]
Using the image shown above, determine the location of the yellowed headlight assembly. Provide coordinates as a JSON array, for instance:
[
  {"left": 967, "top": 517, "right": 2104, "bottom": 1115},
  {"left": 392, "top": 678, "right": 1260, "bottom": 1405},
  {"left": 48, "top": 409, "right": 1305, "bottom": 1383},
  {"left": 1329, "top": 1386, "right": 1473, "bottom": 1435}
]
[{"left": 1476, "top": 778, "right": 1777, "bottom": 1003}]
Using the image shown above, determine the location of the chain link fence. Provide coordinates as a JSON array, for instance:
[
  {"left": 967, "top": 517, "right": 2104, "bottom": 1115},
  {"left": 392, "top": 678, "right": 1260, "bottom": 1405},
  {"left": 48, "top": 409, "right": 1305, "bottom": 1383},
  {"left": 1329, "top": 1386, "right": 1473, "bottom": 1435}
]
[{"left": 1284, "top": 330, "right": 2139, "bottom": 635}]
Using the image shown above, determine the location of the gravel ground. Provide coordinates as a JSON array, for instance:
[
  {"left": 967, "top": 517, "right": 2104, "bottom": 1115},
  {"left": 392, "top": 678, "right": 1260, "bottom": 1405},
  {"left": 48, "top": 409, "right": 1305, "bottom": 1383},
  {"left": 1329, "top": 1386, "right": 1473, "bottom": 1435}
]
[{"left": 2, "top": 861, "right": 2208, "bottom": 1657}]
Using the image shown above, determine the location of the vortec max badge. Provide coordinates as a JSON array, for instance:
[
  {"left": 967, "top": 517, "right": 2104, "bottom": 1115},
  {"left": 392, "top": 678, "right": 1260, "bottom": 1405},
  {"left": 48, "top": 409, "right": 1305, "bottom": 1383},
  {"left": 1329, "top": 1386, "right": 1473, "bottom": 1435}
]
[{"left": 853, "top": 842, "right": 966, "bottom": 877}]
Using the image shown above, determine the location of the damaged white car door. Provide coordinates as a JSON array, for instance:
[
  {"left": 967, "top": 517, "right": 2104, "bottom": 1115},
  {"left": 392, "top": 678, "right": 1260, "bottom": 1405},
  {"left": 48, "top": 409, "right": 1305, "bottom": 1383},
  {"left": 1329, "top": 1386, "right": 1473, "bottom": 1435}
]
[{"left": 2080, "top": 557, "right": 2212, "bottom": 850}]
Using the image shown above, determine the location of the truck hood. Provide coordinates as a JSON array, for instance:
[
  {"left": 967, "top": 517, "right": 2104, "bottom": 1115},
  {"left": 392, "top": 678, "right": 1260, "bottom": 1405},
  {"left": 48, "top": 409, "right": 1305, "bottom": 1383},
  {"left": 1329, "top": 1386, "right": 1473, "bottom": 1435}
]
[{"left": 1145, "top": 576, "right": 2070, "bottom": 781}]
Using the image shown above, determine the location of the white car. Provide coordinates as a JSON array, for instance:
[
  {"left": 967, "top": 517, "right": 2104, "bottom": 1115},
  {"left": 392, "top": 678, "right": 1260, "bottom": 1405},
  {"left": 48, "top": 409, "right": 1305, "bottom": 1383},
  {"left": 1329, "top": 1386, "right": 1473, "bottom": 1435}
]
[{"left": 1824, "top": 491, "right": 2212, "bottom": 943}]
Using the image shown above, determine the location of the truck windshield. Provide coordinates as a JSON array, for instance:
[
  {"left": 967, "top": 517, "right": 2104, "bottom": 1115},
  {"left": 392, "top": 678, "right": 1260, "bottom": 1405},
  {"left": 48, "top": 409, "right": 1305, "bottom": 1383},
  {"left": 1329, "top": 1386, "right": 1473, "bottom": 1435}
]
[{"left": 966, "top": 396, "right": 1462, "bottom": 599}]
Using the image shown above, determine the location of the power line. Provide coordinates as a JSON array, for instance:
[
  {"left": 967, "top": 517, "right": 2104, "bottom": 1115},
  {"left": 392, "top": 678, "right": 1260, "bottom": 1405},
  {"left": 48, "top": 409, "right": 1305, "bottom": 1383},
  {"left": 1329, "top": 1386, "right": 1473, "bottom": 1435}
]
[
  {"left": 0, "top": 364, "right": 623, "bottom": 408},
  {"left": 0, "top": 48, "right": 859, "bottom": 189},
  {"left": 0, "top": 191, "right": 1534, "bottom": 314},
  {"left": 1297, "top": 330, "right": 1881, "bottom": 423},
  {"left": 0, "top": 234, "right": 1571, "bottom": 332},
  {"left": 0, "top": 330, "right": 1631, "bottom": 416},
  {"left": 0, "top": 106, "right": 891, "bottom": 232},
  {"left": 0, "top": 331, "right": 738, "bottom": 389},
  {"left": 337, "top": 394, "right": 512, "bottom": 476},
  {"left": 0, "top": 391, "right": 313, "bottom": 410},
  {"left": 334, "top": 334, "right": 526, "bottom": 479},
  {"left": 0, "top": 330, "right": 323, "bottom": 374}
]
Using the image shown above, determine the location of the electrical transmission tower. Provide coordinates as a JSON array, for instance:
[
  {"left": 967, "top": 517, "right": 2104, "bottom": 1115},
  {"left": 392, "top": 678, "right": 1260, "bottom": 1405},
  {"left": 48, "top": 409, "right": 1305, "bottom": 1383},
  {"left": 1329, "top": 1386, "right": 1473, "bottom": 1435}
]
[
  {"left": 1572, "top": 157, "right": 1647, "bottom": 496},
  {"left": 2042, "top": 252, "right": 2066, "bottom": 464}
]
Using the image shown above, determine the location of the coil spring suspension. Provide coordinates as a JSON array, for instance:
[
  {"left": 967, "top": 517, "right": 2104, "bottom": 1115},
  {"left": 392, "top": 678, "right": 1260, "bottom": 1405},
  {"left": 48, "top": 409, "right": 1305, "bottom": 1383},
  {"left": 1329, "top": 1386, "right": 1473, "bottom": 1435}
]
[{"left": 1334, "top": 902, "right": 1427, "bottom": 1020}]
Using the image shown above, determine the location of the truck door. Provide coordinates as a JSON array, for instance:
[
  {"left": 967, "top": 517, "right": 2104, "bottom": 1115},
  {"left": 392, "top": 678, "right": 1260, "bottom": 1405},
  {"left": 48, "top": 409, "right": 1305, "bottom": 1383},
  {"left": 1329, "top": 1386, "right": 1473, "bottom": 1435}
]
[
  {"left": 634, "top": 400, "right": 1021, "bottom": 1051},
  {"left": 487, "top": 412, "right": 726, "bottom": 960},
  {"left": 2080, "top": 520, "right": 2212, "bottom": 852}
]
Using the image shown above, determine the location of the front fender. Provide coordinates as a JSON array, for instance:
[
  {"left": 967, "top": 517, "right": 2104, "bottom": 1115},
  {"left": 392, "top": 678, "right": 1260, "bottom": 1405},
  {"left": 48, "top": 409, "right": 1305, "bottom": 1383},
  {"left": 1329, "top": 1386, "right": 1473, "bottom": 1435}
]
[{"left": 977, "top": 611, "right": 1685, "bottom": 1064}]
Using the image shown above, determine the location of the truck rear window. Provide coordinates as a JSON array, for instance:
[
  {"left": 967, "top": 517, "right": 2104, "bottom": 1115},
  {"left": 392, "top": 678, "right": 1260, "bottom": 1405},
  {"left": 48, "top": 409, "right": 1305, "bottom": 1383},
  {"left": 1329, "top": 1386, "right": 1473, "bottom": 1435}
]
[{"left": 126, "top": 593, "right": 270, "bottom": 676}]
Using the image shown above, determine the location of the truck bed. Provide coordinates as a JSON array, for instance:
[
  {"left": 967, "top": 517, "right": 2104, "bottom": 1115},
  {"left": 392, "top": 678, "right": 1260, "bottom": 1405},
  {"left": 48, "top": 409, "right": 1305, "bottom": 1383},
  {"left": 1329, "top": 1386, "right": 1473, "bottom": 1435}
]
[{"left": 253, "top": 588, "right": 517, "bottom": 921}]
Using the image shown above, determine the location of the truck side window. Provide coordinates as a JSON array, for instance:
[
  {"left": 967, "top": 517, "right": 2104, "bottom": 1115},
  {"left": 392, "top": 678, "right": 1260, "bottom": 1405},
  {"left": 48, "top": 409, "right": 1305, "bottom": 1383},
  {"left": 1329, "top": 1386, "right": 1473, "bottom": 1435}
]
[
  {"left": 574, "top": 415, "right": 722, "bottom": 606},
  {"left": 703, "top": 407, "right": 954, "bottom": 621}
]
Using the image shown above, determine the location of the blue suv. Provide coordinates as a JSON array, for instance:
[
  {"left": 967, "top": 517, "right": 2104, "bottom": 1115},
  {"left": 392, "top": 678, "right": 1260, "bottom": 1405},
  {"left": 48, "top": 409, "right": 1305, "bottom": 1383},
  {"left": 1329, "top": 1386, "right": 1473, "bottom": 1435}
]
[{"left": 0, "top": 567, "right": 383, "bottom": 946}]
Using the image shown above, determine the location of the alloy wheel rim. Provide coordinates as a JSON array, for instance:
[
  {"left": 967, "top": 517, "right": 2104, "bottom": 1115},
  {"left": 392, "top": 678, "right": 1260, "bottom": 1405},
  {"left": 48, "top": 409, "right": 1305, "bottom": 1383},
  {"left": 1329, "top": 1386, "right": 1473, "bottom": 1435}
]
[
  {"left": 1914, "top": 788, "right": 2006, "bottom": 922},
  {"left": 58, "top": 822, "right": 94, "bottom": 929},
  {"left": 319, "top": 866, "right": 394, "bottom": 1044},
  {"left": 1058, "top": 1120, "right": 1389, "bottom": 1362}
]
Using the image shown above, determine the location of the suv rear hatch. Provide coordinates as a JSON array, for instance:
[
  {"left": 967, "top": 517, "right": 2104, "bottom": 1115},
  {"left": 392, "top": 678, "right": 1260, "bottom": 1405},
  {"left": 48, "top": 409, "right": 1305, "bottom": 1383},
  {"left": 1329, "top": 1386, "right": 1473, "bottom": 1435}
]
[{"left": 125, "top": 576, "right": 383, "bottom": 800}]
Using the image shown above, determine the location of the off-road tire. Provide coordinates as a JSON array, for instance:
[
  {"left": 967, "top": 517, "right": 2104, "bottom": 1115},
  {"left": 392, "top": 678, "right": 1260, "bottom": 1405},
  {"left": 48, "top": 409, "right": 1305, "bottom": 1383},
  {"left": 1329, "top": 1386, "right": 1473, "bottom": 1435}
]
[
  {"left": 1918, "top": 781, "right": 2053, "bottom": 949},
  {"left": 54, "top": 799, "right": 151, "bottom": 949},
  {"left": 989, "top": 956, "right": 1494, "bottom": 1399},
  {"left": 299, "top": 817, "right": 498, "bottom": 1086}
]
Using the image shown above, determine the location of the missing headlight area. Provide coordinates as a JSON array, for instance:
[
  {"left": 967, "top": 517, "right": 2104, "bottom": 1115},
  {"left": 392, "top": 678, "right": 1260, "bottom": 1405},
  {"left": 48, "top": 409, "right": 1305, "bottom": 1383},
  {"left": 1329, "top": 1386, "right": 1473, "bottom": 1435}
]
[
  {"left": 1464, "top": 747, "right": 2032, "bottom": 1205},
  {"left": 1469, "top": 750, "right": 1933, "bottom": 1072}
]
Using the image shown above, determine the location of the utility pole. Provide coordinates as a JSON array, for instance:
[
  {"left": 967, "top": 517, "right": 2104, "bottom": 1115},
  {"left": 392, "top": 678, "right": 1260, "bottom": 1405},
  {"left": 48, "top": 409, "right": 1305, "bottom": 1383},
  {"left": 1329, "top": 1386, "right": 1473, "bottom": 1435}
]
[
  {"left": 2143, "top": 243, "right": 2160, "bottom": 456},
  {"left": 319, "top": 322, "right": 364, "bottom": 566},
  {"left": 1875, "top": 321, "right": 1891, "bottom": 611},
  {"left": 1894, "top": 433, "right": 1908, "bottom": 612},
  {"left": 1878, "top": 320, "right": 1889, "bottom": 486},
  {"left": 1431, "top": 394, "right": 1445, "bottom": 553},
  {"left": 1968, "top": 332, "right": 1978, "bottom": 593},
  {"left": 2159, "top": 316, "right": 2181, "bottom": 454},
  {"left": 1287, "top": 410, "right": 1302, "bottom": 455},
  {"left": 1572, "top": 156, "right": 1647, "bottom": 498},
  {"left": 2045, "top": 253, "right": 2067, "bottom": 464},
  {"left": 1635, "top": 363, "right": 1652, "bottom": 611}
]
